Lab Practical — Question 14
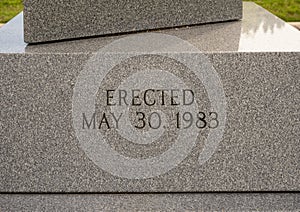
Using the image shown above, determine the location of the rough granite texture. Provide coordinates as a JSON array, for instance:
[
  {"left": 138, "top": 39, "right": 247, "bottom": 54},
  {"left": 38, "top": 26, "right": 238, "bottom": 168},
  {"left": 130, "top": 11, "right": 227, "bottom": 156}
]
[
  {"left": 0, "top": 193, "right": 299, "bottom": 211},
  {"left": 0, "top": 3, "right": 299, "bottom": 193},
  {"left": 23, "top": 0, "right": 243, "bottom": 43}
]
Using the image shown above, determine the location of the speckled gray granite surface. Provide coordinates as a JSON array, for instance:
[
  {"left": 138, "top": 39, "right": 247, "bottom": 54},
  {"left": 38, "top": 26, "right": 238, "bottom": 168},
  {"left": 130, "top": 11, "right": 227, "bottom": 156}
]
[
  {"left": 0, "top": 193, "right": 299, "bottom": 211},
  {"left": 23, "top": 0, "right": 242, "bottom": 43},
  {"left": 2, "top": 3, "right": 299, "bottom": 53},
  {"left": 0, "top": 3, "right": 299, "bottom": 193}
]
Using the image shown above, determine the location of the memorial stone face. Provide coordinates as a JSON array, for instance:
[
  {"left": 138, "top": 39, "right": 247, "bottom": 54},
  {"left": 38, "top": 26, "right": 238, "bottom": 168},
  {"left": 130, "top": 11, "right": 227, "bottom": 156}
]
[
  {"left": 23, "top": 0, "right": 243, "bottom": 43},
  {"left": 1, "top": 3, "right": 299, "bottom": 193}
]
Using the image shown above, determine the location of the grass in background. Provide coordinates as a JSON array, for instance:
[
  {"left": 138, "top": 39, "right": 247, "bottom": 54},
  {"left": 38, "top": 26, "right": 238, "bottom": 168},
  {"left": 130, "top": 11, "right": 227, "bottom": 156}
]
[
  {"left": 247, "top": 0, "right": 300, "bottom": 22},
  {"left": 0, "top": 0, "right": 299, "bottom": 23},
  {"left": 0, "top": 0, "right": 23, "bottom": 23}
]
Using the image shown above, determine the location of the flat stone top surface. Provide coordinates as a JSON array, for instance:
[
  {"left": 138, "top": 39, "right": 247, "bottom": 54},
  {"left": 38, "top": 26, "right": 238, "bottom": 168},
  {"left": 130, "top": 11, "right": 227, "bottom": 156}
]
[{"left": 0, "top": 3, "right": 299, "bottom": 54}]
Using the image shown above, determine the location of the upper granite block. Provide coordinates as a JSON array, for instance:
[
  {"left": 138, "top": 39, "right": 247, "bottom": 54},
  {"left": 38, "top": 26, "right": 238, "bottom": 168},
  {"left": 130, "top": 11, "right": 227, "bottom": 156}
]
[{"left": 23, "top": 0, "right": 243, "bottom": 43}]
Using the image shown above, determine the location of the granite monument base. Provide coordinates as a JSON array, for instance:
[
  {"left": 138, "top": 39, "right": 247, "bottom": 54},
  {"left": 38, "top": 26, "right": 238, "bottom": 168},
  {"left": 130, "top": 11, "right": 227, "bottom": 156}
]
[{"left": 0, "top": 3, "right": 299, "bottom": 197}]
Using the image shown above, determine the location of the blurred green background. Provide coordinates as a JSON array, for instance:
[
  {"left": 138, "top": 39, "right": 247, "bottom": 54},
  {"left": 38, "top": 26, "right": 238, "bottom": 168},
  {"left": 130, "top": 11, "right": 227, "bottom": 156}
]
[
  {"left": 0, "top": 0, "right": 299, "bottom": 23},
  {"left": 246, "top": 0, "right": 300, "bottom": 21},
  {"left": 0, "top": 0, "right": 23, "bottom": 23}
]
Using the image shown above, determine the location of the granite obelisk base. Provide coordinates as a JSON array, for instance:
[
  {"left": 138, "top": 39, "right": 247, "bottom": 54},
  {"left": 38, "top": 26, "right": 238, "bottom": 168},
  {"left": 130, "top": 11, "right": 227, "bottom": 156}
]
[{"left": 0, "top": 3, "right": 299, "bottom": 211}]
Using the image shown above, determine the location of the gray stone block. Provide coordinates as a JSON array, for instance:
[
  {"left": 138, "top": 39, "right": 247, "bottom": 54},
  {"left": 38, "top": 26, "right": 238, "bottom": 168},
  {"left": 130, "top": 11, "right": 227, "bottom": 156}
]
[
  {"left": 0, "top": 3, "right": 299, "bottom": 192},
  {"left": 23, "top": 0, "right": 243, "bottom": 43},
  {"left": 1, "top": 193, "right": 299, "bottom": 211}
]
